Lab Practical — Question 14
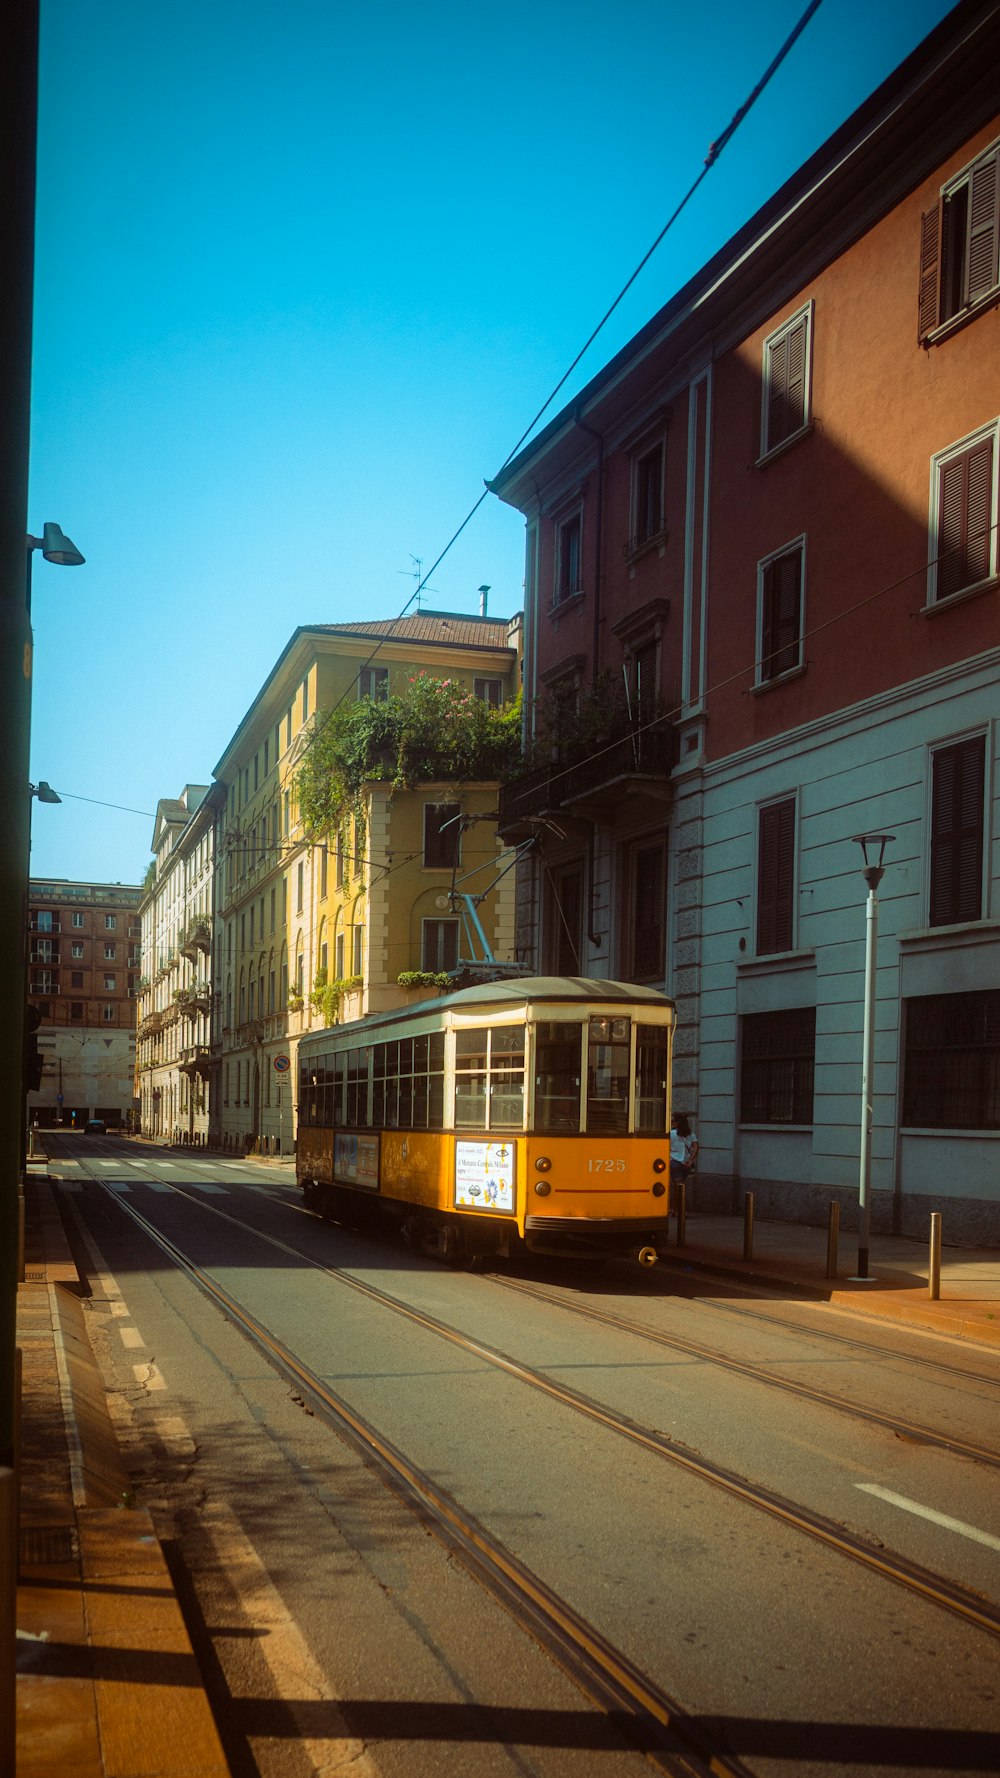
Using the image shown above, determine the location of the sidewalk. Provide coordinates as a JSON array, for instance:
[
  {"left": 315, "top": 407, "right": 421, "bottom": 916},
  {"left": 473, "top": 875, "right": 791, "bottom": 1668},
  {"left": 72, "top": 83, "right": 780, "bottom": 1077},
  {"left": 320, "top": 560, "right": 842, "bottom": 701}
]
[
  {"left": 657, "top": 1200, "right": 1000, "bottom": 1348},
  {"left": 15, "top": 1167, "right": 230, "bottom": 1778}
]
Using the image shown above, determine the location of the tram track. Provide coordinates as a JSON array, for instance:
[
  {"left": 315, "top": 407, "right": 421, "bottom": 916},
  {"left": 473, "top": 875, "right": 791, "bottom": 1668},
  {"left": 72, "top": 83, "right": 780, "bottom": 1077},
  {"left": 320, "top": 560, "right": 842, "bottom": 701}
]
[
  {"left": 490, "top": 1275, "right": 1000, "bottom": 1472},
  {"left": 94, "top": 1176, "right": 1000, "bottom": 1653},
  {"left": 90, "top": 1179, "right": 749, "bottom": 1778}
]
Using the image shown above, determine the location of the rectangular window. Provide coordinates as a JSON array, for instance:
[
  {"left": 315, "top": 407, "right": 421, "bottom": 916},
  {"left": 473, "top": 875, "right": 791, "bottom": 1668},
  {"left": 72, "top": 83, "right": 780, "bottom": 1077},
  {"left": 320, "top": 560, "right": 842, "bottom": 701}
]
[
  {"left": 586, "top": 1014, "right": 631, "bottom": 1135},
  {"left": 761, "top": 305, "right": 812, "bottom": 457},
  {"left": 920, "top": 142, "right": 1000, "bottom": 338},
  {"left": 546, "top": 862, "right": 584, "bottom": 975},
  {"left": 320, "top": 846, "right": 328, "bottom": 898},
  {"left": 296, "top": 860, "right": 304, "bottom": 912},
  {"left": 422, "top": 918, "right": 459, "bottom": 973},
  {"left": 302, "top": 676, "right": 309, "bottom": 722},
  {"left": 930, "top": 734, "right": 986, "bottom": 926},
  {"left": 335, "top": 932, "right": 345, "bottom": 979},
  {"left": 454, "top": 1027, "right": 525, "bottom": 1131},
  {"left": 104, "top": 944, "right": 117, "bottom": 960},
  {"left": 534, "top": 1022, "right": 583, "bottom": 1132},
  {"left": 264, "top": 738, "right": 269, "bottom": 776},
  {"left": 929, "top": 425, "right": 997, "bottom": 603},
  {"left": 631, "top": 440, "right": 664, "bottom": 549},
  {"left": 554, "top": 511, "right": 583, "bottom": 605},
  {"left": 72, "top": 912, "right": 85, "bottom": 928},
  {"left": 103, "top": 974, "right": 116, "bottom": 991},
  {"left": 423, "top": 802, "right": 461, "bottom": 869},
  {"left": 71, "top": 971, "right": 84, "bottom": 989},
  {"left": 757, "top": 798, "right": 796, "bottom": 956},
  {"left": 631, "top": 639, "right": 658, "bottom": 723},
  {"left": 740, "top": 1008, "right": 816, "bottom": 1125},
  {"left": 902, "top": 989, "right": 1000, "bottom": 1129},
  {"left": 352, "top": 924, "right": 364, "bottom": 976},
  {"left": 628, "top": 841, "right": 666, "bottom": 982},
  {"left": 105, "top": 914, "right": 117, "bottom": 930},
  {"left": 474, "top": 678, "right": 502, "bottom": 707},
  {"left": 70, "top": 1002, "right": 83, "bottom": 1020},
  {"left": 103, "top": 1004, "right": 116, "bottom": 1023},
  {"left": 757, "top": 540, "right": 804, "bottom": 683},
  {"left": 634, "top": 1026, "right": 669, "bottom": 1134},
  {"left": 358, "top": 665, "right": 389, "bottom": 701}
]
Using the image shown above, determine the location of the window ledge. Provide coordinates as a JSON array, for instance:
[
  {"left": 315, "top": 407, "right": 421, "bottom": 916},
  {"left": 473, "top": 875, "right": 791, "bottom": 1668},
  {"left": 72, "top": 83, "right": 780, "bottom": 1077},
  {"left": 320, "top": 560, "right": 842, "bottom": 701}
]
[
  {"left": 755, "top": 422, "right": 814, "bottom": 470},
  {"left": 923, "top": 286, "right": 1000, "bottom": 348},
  {"left": 738, "top": 1122, "right": 813, "bottom": 1134},
  {"left": 751, "top": 662, "right": 806, "bottom": 696},
  {"left": 624, "top": 528, "right": 667, "bottom": 564},
  {"left": 921, "top": 575, "right": 998, "bottom": 616},
  {"left": 898, "top": 919, "right": 1000, "bottom": 951},
  {"left": 737, "top": 949, "right": 816, "bottom": 977},
  {"left": 900, "top": 1126, "right": 1000, "bottom": 1140},
  {"left": 549, "top": 591, "right": 585, "bottom": 618}
]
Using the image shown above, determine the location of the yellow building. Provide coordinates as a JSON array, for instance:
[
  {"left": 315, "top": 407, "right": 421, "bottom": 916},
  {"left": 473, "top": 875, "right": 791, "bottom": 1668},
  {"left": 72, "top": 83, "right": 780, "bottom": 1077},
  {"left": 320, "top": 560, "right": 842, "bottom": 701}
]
[{"left": 213, "top": 612, "right": 522, "bottom": 1154}]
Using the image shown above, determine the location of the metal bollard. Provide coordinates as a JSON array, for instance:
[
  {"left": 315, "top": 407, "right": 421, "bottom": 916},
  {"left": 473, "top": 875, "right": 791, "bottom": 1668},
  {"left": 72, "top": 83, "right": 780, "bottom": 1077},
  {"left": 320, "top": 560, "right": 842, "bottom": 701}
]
[
  {"left": 825, "top": 1200, "right": 840, "bottom": 1279},
  {"left": 929, "top": 1211, "right": 942, "bottom": 1301},
  {"left": 743, "top": 1191, "right": 755, "bottom": 1262},
  {"left": 676, "top": 1177, "right": 687, "bottom": 1248}
]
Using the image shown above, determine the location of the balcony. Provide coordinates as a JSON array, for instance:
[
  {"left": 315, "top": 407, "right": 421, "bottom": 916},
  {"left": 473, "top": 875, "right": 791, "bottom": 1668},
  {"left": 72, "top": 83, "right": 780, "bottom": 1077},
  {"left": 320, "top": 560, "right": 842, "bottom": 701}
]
[
  {"left": 498, "top": 721, "right": 677, "bottom": 839},
  {"left": 179, "top": 1044, "right": 211, "bottom": 1079},
  {"left": 30, "top": 946, "right": 61, "bottom": 965},
  {"left": 174, "top": 983, "right": 212, "bottom": 1019},
  {"left": 180, "top": 916, "right": 212, "bottom": 961}
]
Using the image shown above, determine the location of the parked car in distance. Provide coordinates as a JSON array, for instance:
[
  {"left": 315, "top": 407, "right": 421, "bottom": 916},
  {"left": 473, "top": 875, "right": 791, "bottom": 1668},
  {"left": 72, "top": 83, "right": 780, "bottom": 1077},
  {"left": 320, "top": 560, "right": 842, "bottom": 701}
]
[{"left": 84, "top": 1118, "right": 106, "bottom": 1134}]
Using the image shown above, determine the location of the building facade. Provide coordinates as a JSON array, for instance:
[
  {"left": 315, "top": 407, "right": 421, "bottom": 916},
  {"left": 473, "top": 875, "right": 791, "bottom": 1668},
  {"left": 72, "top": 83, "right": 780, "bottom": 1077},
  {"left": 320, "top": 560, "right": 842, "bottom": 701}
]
[
  {"left": 136, "top": 785, "right": 223, "bottom": 1141},
  {"left": 493, "top": 2, "right": 1000, "bottom": 1241},
  {"left": 213, "top": 612, "right": 521, "bottom": 1154},
  {"left": 27, "top": 878, "right": 142, "bottom": 1128}
]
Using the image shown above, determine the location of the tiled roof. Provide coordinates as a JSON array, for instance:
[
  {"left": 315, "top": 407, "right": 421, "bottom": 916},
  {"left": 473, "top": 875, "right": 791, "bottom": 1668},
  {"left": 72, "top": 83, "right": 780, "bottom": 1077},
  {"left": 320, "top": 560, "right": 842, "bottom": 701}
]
[{"left": 314, "top": 612, "right": 514, "bottom": 650}]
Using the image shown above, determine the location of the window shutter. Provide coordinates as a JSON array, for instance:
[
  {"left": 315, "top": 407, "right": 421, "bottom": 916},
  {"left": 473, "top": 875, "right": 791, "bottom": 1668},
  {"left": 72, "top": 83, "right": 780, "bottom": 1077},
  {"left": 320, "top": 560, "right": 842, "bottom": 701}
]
[
  {"left": 966, "top": 149, "right": 1000, "bottom": 306},
  {"left": 766, "top": 316, "right": 807, "bottom": 451},
  {"left": 761, "top": 548, "right": 802, "bottom": 679},
  {"left": 937, "top": 435, "right": 994, "bottom": 598},
  {"left": 757, "top": 799, "right": 795, "bottom": 955},
  {"left": 931, "top": 736, "right": 985, "bottom": 926},
  {"left": 918, "top": 205, "right": 941, "bottom": 339}
]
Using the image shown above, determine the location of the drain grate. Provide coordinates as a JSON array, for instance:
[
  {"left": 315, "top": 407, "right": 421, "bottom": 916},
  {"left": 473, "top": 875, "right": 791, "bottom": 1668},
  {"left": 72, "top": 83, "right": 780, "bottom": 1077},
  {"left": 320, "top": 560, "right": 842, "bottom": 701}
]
[
  {"left": 24, "top": 1269, "right": 46, "bottom": 1283},
  {"left": 19, "top": 1524, "right": 78, "bottom": 1566}
]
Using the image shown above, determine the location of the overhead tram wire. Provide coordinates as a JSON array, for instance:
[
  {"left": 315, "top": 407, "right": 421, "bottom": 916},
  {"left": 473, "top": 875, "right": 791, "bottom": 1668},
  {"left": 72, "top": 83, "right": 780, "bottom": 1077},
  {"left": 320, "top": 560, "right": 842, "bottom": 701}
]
[{"left": 294, "top": 0, "right": 827, "bottom": 767}]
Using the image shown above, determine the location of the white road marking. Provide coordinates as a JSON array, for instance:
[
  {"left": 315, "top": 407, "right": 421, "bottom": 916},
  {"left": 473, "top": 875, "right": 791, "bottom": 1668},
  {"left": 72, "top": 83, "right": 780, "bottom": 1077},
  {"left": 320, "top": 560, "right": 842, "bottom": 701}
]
[
  {"left": 133, "top": 1362, "right": 166, "bottom": 1390},
  {"left": 857, "top": 1483, "right": 1000, "bottom": 1552},
  {"left": 119, "top": 1326, "right": 145, "bottom": 1349}
]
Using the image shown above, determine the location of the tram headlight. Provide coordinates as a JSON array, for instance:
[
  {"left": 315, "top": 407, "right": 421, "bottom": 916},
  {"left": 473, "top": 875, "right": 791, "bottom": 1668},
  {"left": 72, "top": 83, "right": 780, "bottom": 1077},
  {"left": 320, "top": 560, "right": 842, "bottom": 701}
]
[
  {"left": 534, "top": 1156, "right": 551, "bottom": 1172},
  {"left": 652, "top": 1181, "right": 666, "bottom": 1198},
  {"left": 534, "top": 1180, "right": 552, "bottom": 1197},
  {"left": 652, "top": 1157, "right": 667, "bottom": 1173}
]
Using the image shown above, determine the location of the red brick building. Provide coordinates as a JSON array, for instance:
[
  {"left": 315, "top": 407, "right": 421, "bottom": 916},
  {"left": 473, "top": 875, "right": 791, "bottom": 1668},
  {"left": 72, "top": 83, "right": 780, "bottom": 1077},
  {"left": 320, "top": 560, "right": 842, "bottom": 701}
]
[
  {"left": 493, "top": 1, "right": 1000, "bottom": 1241},
  {"left": 28, "top": 879, "right": 142, "bottom": 1127}
]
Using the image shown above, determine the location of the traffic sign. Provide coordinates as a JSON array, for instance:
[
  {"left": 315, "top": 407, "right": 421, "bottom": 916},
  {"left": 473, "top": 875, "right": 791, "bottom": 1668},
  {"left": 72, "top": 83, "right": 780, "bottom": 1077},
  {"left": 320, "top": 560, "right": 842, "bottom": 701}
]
[{"left": 273, "top": 1054, "right": 290, "bottom": 1073}]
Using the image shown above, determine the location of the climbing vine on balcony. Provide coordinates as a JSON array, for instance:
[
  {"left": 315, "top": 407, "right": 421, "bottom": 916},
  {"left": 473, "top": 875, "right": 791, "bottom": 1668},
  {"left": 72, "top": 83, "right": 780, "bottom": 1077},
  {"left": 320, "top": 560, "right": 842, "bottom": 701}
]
[{"left": 296, "top": 675, "right": 522, "bottom": 867}]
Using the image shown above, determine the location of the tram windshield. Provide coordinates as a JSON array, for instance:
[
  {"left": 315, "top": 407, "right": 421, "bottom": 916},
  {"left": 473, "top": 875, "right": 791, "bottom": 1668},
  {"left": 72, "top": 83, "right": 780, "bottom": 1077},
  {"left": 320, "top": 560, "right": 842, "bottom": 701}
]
[
  {"left": 587, "top": 1015, "right": 630, "bottom": 1134},
  {"left": 534, "top": 1022, "right": 583, "bottom": 1131}
]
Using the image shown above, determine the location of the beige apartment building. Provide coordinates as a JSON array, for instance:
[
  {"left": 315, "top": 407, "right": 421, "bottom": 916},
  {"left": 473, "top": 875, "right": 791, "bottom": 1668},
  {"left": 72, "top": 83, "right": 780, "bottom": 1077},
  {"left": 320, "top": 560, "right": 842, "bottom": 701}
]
[
  {"left": 27, "top": 878, "right": 142, "bottom": 1128},
  {"left": 213, "top": 612, "right": 521, "bottom": 1154},
  {"left": 136, "top": 784, "right": 223, "bottom": 1141}
]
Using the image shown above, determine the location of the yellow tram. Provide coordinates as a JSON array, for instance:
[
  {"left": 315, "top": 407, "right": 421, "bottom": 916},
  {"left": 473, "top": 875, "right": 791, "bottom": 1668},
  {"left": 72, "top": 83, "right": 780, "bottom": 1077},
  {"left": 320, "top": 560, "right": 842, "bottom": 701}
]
[{"left": 296, "top": 977, "right": 676, "bottom": 1265}]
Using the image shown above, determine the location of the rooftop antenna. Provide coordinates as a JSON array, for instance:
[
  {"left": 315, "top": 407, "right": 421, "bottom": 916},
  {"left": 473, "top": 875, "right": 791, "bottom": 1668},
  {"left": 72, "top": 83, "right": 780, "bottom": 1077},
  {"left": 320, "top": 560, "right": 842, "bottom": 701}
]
[{"left": 398, "top": 555, "right": 440, "bottom": 610}]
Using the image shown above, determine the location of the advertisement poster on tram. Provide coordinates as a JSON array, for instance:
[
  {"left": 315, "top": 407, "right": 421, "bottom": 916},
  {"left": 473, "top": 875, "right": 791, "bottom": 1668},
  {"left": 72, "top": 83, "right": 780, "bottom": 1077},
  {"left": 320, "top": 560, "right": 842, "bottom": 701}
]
[
  {"left": 454, "top": 1140, "right": 516, "bottom": 1213},
  {"left": 335, "top": 1132, "right": 380, "bottom": 1190}
]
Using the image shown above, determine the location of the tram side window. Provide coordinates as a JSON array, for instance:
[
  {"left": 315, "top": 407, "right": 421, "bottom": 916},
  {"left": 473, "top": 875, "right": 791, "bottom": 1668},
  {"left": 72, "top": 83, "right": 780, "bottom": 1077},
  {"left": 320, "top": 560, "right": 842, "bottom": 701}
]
[
  {"left": 455, "top": 1029, "right": 488, "bottom": 1128},
  {"left": 534, "top": 1022, "right": 583, "bottom": 1131},
  {"left": 332, "top": 1053, "right": 346, "bottom": 1126},
  {"left": 346, "top": 1048, "right": 370, "bottom": 1126},
  {"left": 489, "top": 1028, "right": 525, "bottom": 1129},
  {"left": 587, "top": 1016, "right": 630, "bottom": 1135},
  {"left": 635, "top": 1026, "right": 668, "bottom": 1133},
  {"left": 429, "top": 1031, "right": 445, "bottom": 1126}
]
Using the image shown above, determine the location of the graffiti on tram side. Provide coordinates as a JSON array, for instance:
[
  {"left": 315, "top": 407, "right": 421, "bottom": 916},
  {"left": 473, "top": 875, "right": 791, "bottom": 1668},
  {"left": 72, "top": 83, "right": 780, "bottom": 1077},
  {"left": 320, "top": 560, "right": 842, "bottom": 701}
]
[{"left": 454, "top": 1140, "right": 516, "bottom": 1215}]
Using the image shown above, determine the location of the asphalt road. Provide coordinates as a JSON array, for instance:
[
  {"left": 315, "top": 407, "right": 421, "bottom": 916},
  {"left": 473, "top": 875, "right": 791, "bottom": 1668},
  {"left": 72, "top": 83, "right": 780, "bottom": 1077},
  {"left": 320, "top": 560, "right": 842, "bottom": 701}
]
[{"left": 45, "top": 1133, "right": 1000, "bottom": 1778}]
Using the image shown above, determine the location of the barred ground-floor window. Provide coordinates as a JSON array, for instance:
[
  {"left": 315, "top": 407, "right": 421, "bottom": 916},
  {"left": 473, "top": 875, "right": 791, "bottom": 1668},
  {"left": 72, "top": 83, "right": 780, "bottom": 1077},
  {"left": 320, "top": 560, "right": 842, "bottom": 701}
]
[
  {"left": 740, "top": 1007, "right": 816, "bottom": 1125},
  {"left": 902, "top": 989, "right": 1000, "bottom": 1130}
]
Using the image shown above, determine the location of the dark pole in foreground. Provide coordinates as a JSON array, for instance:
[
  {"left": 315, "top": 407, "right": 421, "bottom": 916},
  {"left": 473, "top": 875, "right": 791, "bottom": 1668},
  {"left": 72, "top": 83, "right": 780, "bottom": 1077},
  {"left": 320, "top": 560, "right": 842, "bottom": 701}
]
[
  {"left": 850, "top": 834, "right": 894, "bottom": 1283},
  {"left": 0, "top": 5, "right": 39, "bottom": 1768}
]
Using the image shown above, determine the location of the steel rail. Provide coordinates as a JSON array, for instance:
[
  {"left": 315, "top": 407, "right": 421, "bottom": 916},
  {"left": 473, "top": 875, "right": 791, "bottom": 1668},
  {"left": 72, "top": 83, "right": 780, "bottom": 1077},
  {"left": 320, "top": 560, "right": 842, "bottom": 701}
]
[
  {"left": 97, "top": 1176, "right": 1000, "bottom": 1646},
  {"left": 94, "top": 1181, "right": 749, "bottom": 1778},
  {"left": 491, "top": 1276, "right": 1000, "bottom": 1471}
]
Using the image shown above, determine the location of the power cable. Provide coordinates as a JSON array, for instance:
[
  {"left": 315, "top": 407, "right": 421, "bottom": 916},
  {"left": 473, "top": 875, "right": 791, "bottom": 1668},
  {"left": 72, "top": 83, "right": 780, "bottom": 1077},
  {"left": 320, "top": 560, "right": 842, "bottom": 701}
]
[{"left": 293, "top": 0, "right": 826, "bottom": 764}]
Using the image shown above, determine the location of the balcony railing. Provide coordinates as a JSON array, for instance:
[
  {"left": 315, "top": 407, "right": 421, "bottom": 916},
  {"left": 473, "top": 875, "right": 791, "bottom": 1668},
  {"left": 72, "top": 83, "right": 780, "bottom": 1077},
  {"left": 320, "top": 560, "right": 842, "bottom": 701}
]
[{"left": 498, "top": 722, "right": 677, "bottom": 834}]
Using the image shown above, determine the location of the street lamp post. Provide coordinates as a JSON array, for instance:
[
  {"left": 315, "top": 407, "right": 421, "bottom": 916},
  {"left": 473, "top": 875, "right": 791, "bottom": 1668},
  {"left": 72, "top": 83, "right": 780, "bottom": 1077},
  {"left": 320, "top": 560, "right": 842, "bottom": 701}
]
[{"left": 850, "top": 833, "right": 894, "bottom": 1281}]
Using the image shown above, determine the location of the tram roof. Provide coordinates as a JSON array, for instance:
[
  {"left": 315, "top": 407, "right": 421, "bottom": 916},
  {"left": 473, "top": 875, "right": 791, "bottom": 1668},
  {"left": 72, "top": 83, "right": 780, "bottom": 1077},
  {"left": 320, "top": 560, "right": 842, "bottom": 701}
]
[{"left": 299, "top": 977, "right": 675, "bottom": 1049}]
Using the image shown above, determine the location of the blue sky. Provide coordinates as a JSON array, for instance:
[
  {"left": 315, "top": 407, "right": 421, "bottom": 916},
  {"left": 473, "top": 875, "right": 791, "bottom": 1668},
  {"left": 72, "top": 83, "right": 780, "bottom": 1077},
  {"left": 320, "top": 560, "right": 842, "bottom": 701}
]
[{"left": 28, "top": 0, "right": 954, "bottom": 884}]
